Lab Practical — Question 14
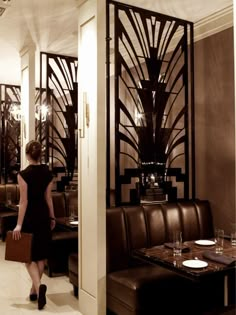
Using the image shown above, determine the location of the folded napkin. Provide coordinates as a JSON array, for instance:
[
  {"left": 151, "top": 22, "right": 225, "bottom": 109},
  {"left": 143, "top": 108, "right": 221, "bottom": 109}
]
[
  {"left": 202, "top": 250, "right": 236, "bottom": 266},
  {"left": 164, "top": 242, "right": 190, "bottom": 253}
]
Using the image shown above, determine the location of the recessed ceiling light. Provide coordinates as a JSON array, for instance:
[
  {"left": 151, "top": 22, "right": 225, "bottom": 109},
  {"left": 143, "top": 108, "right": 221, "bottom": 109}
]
[{"left": 1, "top": 0, "right": 11, "bottom": 5}]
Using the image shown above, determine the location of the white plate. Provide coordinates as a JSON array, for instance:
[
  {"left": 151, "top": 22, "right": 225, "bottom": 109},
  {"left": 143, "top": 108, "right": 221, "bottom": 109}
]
[
  {"left": 194, "top": 240, "right": 215, "bottom": 246},
  {"left": 70, "top": 221, "right": 79, "bottom": 225},
  {"left": 182, "top": 260, "right": 208, "bottom": 269}
]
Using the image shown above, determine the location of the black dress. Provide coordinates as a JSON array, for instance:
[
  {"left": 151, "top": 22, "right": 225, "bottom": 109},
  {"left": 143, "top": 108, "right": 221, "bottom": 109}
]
[{"left": 19, "top": 164, "right": 53, "bottom": 262}]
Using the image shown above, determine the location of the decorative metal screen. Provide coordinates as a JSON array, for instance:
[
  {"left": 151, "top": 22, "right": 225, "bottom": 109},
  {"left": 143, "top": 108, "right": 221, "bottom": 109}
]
[
  {"left": 0, "top": 84, "right": 47, "bottom": 184},
  {"left": 107, "top": 1, "right": 194, "bottom": 205},
  {"left": 0, "top": 84, "right": 21, "bottom": 183},
  {"left": 38, "top": 52, "right": 78, "bottom": 191}
]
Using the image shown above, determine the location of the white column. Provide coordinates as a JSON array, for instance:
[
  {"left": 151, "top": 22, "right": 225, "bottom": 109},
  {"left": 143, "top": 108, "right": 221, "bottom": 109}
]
[
  {"left": 20, "top": 44, "right": 36, "bottom": 169},
  {"left": 77, "top": 0, "right": 106, "bottom": 314}
]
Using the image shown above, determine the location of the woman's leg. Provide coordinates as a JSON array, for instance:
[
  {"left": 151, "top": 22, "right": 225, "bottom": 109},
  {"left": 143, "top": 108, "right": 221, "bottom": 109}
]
[
  {"left": 30, "top": 260, "right": 46, "bottom": 294},
  {"left": 25, "top": 262, "right": 41, "bottom": 295},
  {"left": 26, "top": 260, "right": 47, "bottom": 309},
  {"left": 37, "top": 259, "right": 46, "bottom": 279}
]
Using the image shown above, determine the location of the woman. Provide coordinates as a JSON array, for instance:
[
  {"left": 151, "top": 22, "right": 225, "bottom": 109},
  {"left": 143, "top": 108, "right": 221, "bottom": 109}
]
[{"left": 13, "top": 140, "right": 56, "bottom": 310}]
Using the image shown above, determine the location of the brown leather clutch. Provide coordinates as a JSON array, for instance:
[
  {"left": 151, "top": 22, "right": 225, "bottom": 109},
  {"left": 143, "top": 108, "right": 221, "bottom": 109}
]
[{"left": 5, "top": 231, "right": 33, "bottom": 263}]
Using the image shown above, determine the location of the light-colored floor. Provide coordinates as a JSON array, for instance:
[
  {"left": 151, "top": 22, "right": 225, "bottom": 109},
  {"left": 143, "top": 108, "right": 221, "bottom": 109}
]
[{"left": 0, "top": 240, "right": 82, "bottom": 314}]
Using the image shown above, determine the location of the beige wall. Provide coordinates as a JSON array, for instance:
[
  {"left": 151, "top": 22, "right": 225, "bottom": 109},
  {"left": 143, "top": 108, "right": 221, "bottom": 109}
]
[{"left": 195, "top": 27, "right": 235, "bottom": 233}]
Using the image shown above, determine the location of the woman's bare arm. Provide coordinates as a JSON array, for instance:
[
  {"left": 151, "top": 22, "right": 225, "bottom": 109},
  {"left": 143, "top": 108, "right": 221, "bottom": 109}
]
[
  {"left": 45, "top": 179, "right": 56, "bottom": 230},
  {"left": 13, "top": 173, "right": 28, "bottom": 239}
]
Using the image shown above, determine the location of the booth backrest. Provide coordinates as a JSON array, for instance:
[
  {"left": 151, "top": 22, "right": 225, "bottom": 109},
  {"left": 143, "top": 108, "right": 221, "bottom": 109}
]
[
  {"left": 0, "top": 184, "right": 19, "bottom": 204},
  {"left": 52, "top": 192, "right": 67, "bottom": 217},
  {"left": 0, "top": 185, "right": 77, "bottom": 219},
  {"left": 5, "top": 184, "right": 19, "bottom": 204},
  {"left": 0, "top": 185, "right": 6, "bottom": 204},
  {"left": 106, "top": 200, "right": 214, "bottom": 273},
  {"left": 52, "top": 191, "right": 78, "bottom": 218},
  {"left": 106, "top": 207, "right": 130, "bottom": 273}
]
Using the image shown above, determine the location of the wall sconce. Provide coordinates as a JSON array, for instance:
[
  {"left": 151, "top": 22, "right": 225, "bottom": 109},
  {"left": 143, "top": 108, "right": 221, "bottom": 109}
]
[
  {"left": 9, "top": 103, "right": 22, "bottom": 121},
  {"left": 10, "top": 103, "right": 51, "bottom": 122},
  {"left": 79, "top": 92, "right": 90, "bottom": 138},
  {"left": 135, "top": 109, "right": 146, "bottom": 126},
  {"left": 35, "top": 104, "right": 51, "bottom": 122}
]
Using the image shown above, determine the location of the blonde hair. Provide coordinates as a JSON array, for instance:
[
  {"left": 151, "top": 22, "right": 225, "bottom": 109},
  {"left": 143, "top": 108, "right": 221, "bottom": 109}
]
[{"left": 25, "top": 140, "right": 42, "bottom": 161}]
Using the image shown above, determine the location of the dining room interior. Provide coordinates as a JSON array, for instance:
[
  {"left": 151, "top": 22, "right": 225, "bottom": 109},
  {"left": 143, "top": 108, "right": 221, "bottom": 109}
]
[{"left": 0, "top": 0, "right": 235, "bottom": 314}]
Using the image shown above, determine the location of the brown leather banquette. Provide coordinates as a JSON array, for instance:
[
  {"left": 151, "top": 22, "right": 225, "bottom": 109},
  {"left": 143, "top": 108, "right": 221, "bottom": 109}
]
[
  {"left": 0, "top": 184, "right": 20, "bottom": 240},
  {"left": 106, "top": 200, "right": 220, "bottom": 315}
]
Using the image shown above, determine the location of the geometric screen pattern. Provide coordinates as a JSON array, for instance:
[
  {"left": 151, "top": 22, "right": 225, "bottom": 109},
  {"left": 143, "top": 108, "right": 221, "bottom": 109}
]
[
  {"left": 39, "top": 52, "right": 78, "bottom": 191},
  {"left": 0, "top": 84, "right": 21, "bottom": 184},
  {"left": 108, "top": 2, "right": 194, "bottom": 204},
  {"left": 0, "top": 85, "right": 46, "bottom": 184}
]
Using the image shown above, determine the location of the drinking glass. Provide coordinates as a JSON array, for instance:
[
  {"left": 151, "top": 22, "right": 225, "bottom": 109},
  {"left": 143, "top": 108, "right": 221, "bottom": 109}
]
[
  {"left": 230, "top": 223, "right": 236, "bottom": 247},
  {"left": 215, "top": 228, "right": 224, "bottom": 254},
  {"left": 6, "top": 192, "right": 12, "bottom": 205},
  {"left": 173, "top": 230, "right": 182, "bottom": 256},
  {"left": 69, "top": 205, "right": 76, "bottom": 222}
]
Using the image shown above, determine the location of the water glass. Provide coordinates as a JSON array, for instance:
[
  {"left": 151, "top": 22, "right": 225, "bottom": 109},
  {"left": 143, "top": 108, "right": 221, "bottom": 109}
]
[
  {"left": 215, "top": 228, "right": 224, "bottom": 254},
  {"left": 6, "top": 192, "right": 12, "bottom": 205},
  {"left": 230, "top": 223, "right": 236, "bottom": 247},
  {"left": 173, "top": 230, "right": 182, "bottom": 256},
  {"left": 231, "top": 232, "right": 236, "bottom": 247},
  {"left": 69, "top": 205, "right": 76, "bottom": 222}
]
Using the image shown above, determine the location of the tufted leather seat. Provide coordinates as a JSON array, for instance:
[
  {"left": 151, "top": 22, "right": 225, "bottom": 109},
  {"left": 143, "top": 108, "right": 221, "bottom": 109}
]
[
  {"left": 5, "top": 184, "right": 19, "bottom": 204},
  {"left": 0, "top": 184, "right": 19, "bottom": 241},
  {"left": 107, "top": 264, "right": 198, "bottom": 315},
  {"left": 106, "top": 200, "right": 217, "bottom": 315},
  {"left": 52, "top": 192, "right": 67, "bottom": 217},
  {"left": 0, "top": 211, "right": 18, "bottom": 241},
  {"left": 0, "top": 184, "right": 6, "bottom": 205},
  {"left": 0, "top": 183, "right": 19, "bottom": 206},
  {"left": 67, "top": 200, "right": 235, "bottom": 312}
]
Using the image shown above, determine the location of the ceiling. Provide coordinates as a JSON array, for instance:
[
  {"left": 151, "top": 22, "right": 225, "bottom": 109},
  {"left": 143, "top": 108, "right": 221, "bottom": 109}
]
[{"left": 0, "top": 0, "right": 233, "bottom": 86}]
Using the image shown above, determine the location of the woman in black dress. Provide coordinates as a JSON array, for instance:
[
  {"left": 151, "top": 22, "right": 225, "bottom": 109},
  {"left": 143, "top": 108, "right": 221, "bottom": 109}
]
[{"left": 12, "top": 140, "right": 56, "bottom": 310}]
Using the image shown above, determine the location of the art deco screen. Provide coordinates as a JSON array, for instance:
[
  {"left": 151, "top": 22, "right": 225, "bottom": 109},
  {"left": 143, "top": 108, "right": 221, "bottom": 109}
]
[
  {"left": 38, "top": 52, "right": 78, "bottom": 191},
  {"left": 107, "top": 1, "right": 194, "bottom": 205}
]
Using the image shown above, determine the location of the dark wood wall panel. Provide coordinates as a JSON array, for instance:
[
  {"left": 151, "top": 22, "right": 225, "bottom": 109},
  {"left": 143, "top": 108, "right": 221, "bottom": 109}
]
[{"left": 194, "top": 27, "right": 235, "bottom": 232}]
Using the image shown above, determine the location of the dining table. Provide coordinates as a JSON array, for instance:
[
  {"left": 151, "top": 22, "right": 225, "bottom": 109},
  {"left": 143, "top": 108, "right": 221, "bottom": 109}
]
[
  {"left": 132, "top": 238, "right": 236, "bottom": 308},
  {"left": 4, "top": 203, "right": 19, "bottom": 212},
  {"left": 55, "top": 216, "right": 79, "bottom": 231}
]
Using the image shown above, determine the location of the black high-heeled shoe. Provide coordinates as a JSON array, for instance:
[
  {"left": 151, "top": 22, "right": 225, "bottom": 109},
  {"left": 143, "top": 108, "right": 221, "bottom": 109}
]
[
  {"left": 29, "top": 293, "right": 37, "bottom": 301},
  {"left": 38, "top": 284, "right": 47, "bottom": 310}
]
